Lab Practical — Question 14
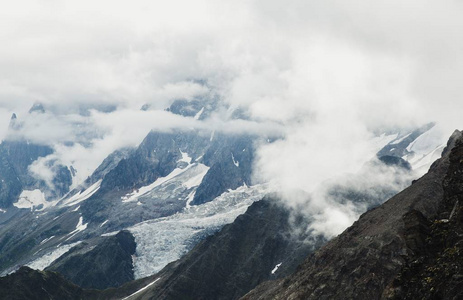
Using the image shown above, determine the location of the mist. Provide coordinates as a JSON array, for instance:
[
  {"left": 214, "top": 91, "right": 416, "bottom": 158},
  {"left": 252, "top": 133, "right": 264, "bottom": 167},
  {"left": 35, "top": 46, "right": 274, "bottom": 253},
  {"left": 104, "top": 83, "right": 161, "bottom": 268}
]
[{"left": 1, "top": 1, "right": 462, "bottom": 237}]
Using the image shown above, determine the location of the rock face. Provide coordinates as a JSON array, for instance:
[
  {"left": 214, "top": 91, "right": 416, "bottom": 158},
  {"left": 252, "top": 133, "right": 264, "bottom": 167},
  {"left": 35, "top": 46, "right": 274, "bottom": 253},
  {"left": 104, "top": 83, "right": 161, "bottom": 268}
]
[
  {"left": 0, "top": 111, "right": 73, "bottom": 209},
  {"left": 46, "top": 231, "right": 136, "bottom": 290},
  {"left": 385, "top": 134, "right": 463, "bottom": 299},
  {"left": 80, "top": 129, "right": 256, "bottom": 227},
  {"left": 243, "top": 130, "right": 462, "bottom": 300},
  {"left": 125, "top": 197, "right": 325, "bottom": 300},
  {"left": 0, "top": 266, "right": 86, "bottom": 300},
  {"left": 0, "top": 139, "right": 72, "bottom": 208}
]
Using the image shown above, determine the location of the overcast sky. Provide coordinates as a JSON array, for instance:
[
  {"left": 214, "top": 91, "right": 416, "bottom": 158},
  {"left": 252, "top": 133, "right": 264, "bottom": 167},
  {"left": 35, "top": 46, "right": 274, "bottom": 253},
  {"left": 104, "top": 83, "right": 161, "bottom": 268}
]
[{"left": 1, "top": 1, "right": 462, "bottom": 233}]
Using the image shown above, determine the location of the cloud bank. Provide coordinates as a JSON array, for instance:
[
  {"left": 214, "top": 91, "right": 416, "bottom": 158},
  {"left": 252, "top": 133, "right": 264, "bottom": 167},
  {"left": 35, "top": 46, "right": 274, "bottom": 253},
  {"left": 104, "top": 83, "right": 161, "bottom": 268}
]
[{"left": 1, "top": 0, "right": 462, "bottom": 236}]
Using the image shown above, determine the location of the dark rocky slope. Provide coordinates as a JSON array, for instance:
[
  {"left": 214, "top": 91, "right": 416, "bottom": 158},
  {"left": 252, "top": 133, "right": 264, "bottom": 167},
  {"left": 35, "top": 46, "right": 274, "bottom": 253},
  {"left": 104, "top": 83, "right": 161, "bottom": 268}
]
[
  {"left": 126, "top": 197, "right": 325, "bottom": 300},
  {"left": 385, "top": 133, "right": 463, "bottom": 299},
  {"left": 0, "top": 266, "right": 87, "bottom": 300},
  {"left": 243, "top": 130, "right": 462, "bottom": 300},
  {"left": 46, "top": 231, "right": 136, "bottom": 290},
  {"left": 0, "top": 266, "right": 160, "bottom": 300},
  {"left": 0, "top": 199, "right": 320, "bottom": 300}
]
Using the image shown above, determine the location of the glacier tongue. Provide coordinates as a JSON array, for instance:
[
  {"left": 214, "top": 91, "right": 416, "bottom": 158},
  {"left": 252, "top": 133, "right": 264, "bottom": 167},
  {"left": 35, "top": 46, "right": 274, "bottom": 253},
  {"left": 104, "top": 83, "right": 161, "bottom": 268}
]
[{"left": 129, "top": 184, "right": 268, "bottom": 279}]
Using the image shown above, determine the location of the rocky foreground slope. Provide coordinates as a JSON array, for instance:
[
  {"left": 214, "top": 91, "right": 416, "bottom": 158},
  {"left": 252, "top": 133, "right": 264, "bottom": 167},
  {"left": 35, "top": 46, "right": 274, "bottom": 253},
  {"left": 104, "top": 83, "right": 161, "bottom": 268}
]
[{"left": 243, "top": 130, "right": 463, "bottom": 300}]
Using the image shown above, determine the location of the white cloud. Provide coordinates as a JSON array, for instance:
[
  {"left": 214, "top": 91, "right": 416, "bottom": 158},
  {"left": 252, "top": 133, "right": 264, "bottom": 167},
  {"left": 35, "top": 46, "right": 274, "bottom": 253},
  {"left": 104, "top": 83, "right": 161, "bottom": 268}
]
[{"left": 0, "top": 0, "right": 462, "bottom": 237}]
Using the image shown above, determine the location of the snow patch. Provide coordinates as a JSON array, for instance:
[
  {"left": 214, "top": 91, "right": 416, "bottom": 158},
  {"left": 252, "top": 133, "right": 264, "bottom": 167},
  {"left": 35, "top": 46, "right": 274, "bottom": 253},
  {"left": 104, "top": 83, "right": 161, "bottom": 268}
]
[
  {"left": 121, "top": 278, "right": 161, "bottom": 300},
  {"left": 100, "top": 220, "right": 109, "bottom": 227},
  {"left": 391, "top": 133, "right": 411, "bottom": 144},
  {"left": 13, "top": 190, "right": 49, "bottom": 211},
  {"left": 122, "top": 166, "right": 193, "bottom": 202},
  {"left": 183, "top": 164, "right": 209, "bottom": 189},
  {"left": 194, "top": 107, "right": 204, "bottom": 120},
  {"left": 371, "top": 133, "right": 398, "bottom": 151},
  {"left": 210, "top": 130, "right": 215, "bottom": 141},
  {"left": 39, "top": 236, "right": 55, "bottom": 245},
  {"left": 231, "top": 153, "right": 240, "bottom": 167},
  {"left": 65, "top": 216, "right": 88, "bottom": 241},
  {"left": 61, "top": 180, "right": 102, "bottom": 207},
  {"left": 179, "top": 150, "right": 192, "bottom": 164},
  {"left": 122, "top": 162, "right": 209, "bottom": 203},
  {"left": 271, "top": 262, "right": 282, "bottom": 274},
  {"left": 403, "top": 125, "right": 447, "bottom": 173},
  {"left": 26, "top": 242, "right": 81, "bottom": 270}
]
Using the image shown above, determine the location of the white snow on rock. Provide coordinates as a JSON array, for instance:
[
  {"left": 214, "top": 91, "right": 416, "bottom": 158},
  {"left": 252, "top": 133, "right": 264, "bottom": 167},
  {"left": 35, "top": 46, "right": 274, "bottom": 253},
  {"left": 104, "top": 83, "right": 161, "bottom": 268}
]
[
  {"left": 121, "top": 162, "right": 209, "bottom": 203},
  {"left": 65, "top": 216, "right": 88, "bottom": 241},
  {"left": 121, "top": 167, "right": 190, "bottom": 202},
  {"left": 179, "top": 150, "right": 192, "bottom": 164},
  {"left": 13, "top": 190, "right": 50, "bottom": 211},
  {"left": 371, "top": 133, "right": 398, "bottom": 151},
  {"left": 26, "top": 241, "right": 81, "bottom": 270},
  {"left": 391, "top": 133, "right": 411, "bottom": 144},
  {"left": 271, "top": 262, "right": 282, "bottom": 274},
  {"left": 60, "top": 180, "right": 102, "bottom": 207},
  {"left": 129, "top": 184, "right": 268, "bottom": 279},
  {"left": 183, "top": 164, "right": 209, "bottom": 189},
  {"left": 402, "top": 125, "right": 447, "bottom": 174},
  {"left": 231, "top": 153, "right": 240, "bottom": 167},
  {"left": 121, "top": 278, "right": 161, "bottom": 300},
  {"left": 39, "top": 236, "right": 55, "bottom": 245},
  {"left": 194, "top": 107, "right": 205, "bottom": 120}
]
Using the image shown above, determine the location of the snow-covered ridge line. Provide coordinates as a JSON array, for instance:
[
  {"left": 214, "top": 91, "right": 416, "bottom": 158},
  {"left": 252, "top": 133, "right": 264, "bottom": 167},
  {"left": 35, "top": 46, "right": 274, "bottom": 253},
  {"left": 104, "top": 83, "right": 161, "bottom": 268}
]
[
  {"left": 122, "top": 150, "right": 209, "bottom": 203},
  {"left": 25, "top": 241, "right": 81, "bottom": 271},
  {"left": 121, "top": 165, "right": 193, "bottom": 202},
  {"left": 60, "top": 180, "right": 102, "bottom": 207}
]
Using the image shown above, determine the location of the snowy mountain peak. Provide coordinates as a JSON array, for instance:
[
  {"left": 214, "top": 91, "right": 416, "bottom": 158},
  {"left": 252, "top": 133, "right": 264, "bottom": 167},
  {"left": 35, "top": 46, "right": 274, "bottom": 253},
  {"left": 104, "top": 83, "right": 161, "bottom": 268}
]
[
  {"left": 8, "top": 113, "right": 19, "bottom": 130},
  {"left": 28, "top": 102, "right": 46, "bottom": 114}
]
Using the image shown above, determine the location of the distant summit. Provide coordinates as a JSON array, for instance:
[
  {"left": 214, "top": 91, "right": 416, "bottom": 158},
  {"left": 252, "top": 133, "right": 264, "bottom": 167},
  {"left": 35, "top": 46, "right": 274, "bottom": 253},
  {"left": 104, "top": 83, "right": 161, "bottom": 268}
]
[
  {"left": 28, "top": 102, "right": 46, "bottom": 114},
  {"left": 8, "top": 113, "right": 20, "bottom": 130}
]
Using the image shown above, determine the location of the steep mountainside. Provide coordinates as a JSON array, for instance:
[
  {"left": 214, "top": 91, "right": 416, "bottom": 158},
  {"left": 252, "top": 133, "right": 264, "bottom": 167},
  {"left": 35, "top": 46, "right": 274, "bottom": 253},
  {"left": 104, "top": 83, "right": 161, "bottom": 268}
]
[
  {"left": 0, "top": 130, "right": 457, "bottom": 299},
  {"left": 124, "top": 198, "right": 325, "bottom": 300},
  {"left": 243, "top": 130, "right": 462, "bottom": 300},
  {"left": 386, "top": 134, "right": 463, "bottom": 299},
  {"left": 0, "top": 266, "right": 87, "bottom": 300},
  {"left": 0, "top": 99, "right": 445, "bottom": 294},
  {"left": 46, "top": 231, "right": 136, "bottom": 290}
]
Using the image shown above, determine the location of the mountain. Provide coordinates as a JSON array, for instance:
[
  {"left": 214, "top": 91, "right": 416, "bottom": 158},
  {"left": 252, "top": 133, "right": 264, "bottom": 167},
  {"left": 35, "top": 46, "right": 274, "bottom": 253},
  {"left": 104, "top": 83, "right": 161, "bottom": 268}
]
[
  {"left": 45, "top": 230, "right": 136, "bottom": 290},
  {"left": 0, "top": 108, "right": 73, "bottom": 210},
  {"left": 0, "top": 100, "right": 446, "bottom": 296},
  {"left": 242, "top": 130, "right": 462, "bottom": 300},
  {"left": 0, "top": 102, "right": 264, "bottom": 279},
  {"left": 0, "top": 266, "right": 87, "bottom": 300},
  {"left": 121, "top": 197, "right": 325, "bottom": 300},
  {"left": 0, "top": 129, "right": 458, "bottom": 300}
]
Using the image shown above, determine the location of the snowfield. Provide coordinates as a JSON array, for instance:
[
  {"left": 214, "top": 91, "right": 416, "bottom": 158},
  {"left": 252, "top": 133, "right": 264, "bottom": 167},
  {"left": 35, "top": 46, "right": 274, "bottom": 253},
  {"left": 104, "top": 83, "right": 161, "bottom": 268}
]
[
  {"left": 129, "top": 184, "right": 269, "bottom": 279},
  {"left": 26, "top": 241, "right": 81, "bottom": 271},
  {"left": 13, "top": 190, "right": 49, "bottom": 211}
]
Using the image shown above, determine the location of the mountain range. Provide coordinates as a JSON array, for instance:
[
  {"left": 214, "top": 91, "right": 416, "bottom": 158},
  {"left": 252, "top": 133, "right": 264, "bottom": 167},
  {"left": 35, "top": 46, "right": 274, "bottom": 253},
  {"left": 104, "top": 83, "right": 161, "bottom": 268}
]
[{"left": 0, "top": 101, "right": 456, "bottom": 300}]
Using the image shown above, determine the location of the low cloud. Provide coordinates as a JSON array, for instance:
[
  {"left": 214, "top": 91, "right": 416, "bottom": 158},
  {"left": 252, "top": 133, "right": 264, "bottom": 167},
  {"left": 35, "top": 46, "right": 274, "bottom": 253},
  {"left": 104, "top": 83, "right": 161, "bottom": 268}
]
[{"left": 1, "top": 1, "right": 462, "bottom": 237}]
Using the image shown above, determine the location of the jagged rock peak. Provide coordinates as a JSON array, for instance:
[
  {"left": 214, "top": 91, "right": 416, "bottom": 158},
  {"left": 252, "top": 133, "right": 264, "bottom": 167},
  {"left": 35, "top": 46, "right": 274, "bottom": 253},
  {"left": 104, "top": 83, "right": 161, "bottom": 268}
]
[
  {"left": 8, "top": 113, "right": 20, "bottom": 130},
  {"left": 140, "top": 103, "right": 151, "bottom": 111},
  {"left": 28, "top": 102, "right": 46, "bottom": 114}
]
